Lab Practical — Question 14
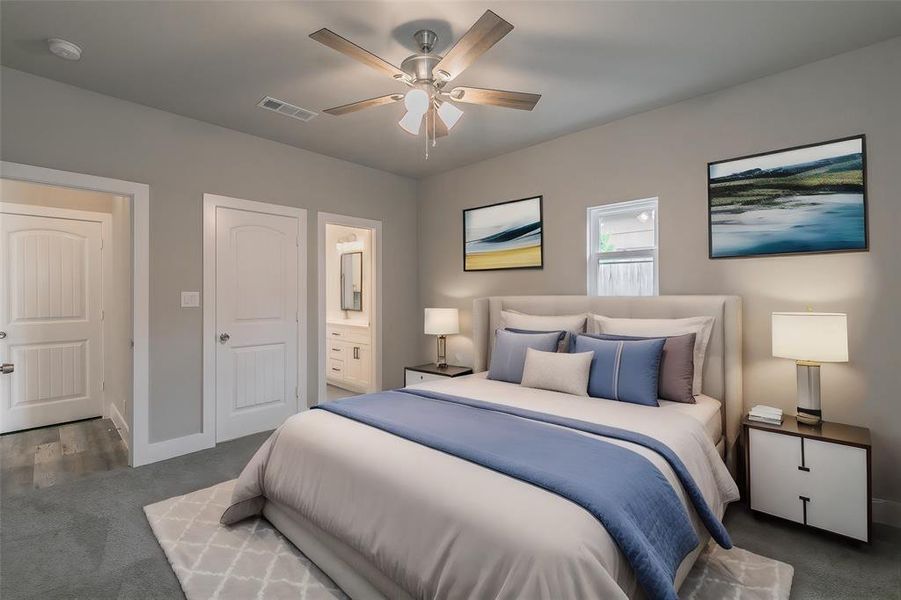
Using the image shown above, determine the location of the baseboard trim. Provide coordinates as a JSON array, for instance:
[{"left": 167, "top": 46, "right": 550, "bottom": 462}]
[
  {"left": 140, "top": 432, "right": 214, "bottom": 466},
  {"left": 873, "top": 497, "right": 901, "bottom": 528},
  {"left": 107, "top": 402, "right": 129, "bottom": 446}
]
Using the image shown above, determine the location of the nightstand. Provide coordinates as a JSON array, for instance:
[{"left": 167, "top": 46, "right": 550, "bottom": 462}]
[
  {"left": 404, "top": 364, "right": 473, "bottom": 387},
  {"left": 742, "top": 415, "right": 871, "bottom": 542}
]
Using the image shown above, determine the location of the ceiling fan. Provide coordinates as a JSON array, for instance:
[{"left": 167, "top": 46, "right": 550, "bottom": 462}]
[{"left": 310, "top": 10, "right": 540, "bottom": 154}]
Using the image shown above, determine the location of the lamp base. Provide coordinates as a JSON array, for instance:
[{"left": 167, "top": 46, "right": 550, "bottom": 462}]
[
  {"left": 796, "top": 361, "right": 822, "bottom": 426},
  {"left": 435, "top": 335, "right": 448, "bottom": 369}
]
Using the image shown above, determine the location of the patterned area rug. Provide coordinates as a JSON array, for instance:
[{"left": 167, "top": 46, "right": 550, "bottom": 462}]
[{"left": 146, "top": 480, "right": 793, "bottom": 600}]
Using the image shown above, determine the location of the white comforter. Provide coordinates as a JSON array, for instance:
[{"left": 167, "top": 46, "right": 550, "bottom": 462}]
[{"left": 223, "top": 373, "right": 739, "bottom": 599}]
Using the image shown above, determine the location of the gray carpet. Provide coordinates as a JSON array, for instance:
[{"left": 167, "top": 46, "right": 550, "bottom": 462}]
[{"left": 2, "top": 431, "right": 899, "bottom": 600}]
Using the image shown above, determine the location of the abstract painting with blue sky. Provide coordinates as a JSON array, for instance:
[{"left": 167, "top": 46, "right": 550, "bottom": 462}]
[
  {"left": 708, "top": 136, "right": 866, "bottom": 258},
  {"left": 464, "top": 196, "right": 543, "bottom": 270}
]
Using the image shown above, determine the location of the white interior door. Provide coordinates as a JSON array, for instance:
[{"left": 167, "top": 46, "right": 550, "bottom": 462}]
[
  {"left": 215, "top": 206, "right": 299, "bottom": 442},
  {"left": 0, "top": 213, "right": 103, "bottom": 433}
]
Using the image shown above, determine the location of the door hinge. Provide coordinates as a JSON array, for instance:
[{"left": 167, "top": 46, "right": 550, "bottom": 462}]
[
  {"left": 102, "top": 380, "right": 106, "bottom": 390},
  {"left": 100, "top": 239, "right": 104, "bottom": 249},
  {"left": 101, "top": 310, "right": 105, "bottom": 321},
  {"left": 295, "top": 386, "right": 299, "bottom": 399}
]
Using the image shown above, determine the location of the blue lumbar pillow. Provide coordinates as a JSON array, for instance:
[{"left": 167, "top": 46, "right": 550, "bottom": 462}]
[
  {"left": 488, "top": 329, "right": 565, "bottom": 384},
  {"left": 572, "top": 334, "right": 666, "bottom": 406}
]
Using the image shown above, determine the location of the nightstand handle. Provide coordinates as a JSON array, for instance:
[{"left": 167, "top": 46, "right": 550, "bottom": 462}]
[
  {"left": 799, "top": 495, "right": 810, "bottom": 525},
  {"left": 798, "top": 438, "right": 811, "bottom": 472}
]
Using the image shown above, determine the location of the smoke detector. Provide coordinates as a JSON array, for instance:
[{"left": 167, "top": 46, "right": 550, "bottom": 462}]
[{"left": 47, "top": 38, "right": 82, "bottom": 61}]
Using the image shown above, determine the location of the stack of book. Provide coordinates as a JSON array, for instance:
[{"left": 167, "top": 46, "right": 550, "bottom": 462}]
[{"left": 749, "top": 405, "right": 783, "bottom": 425}]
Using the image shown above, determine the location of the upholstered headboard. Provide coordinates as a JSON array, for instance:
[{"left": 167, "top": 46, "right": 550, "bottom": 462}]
[{"left": 472, "top": 295, "right": 743, "bottom": 471}]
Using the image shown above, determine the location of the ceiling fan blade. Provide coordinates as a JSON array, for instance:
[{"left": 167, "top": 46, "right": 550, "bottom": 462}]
[
  {"left": 323, "top": 94, "right": 404, "bottom": 116},
  {"left": 449, "top": 87, "right": 541, "bottom": 111},
  {"left": 427, "top": 106, "right": 449, "bottom": 138},
  {"left": 310, "top": 28, "right": 408, "bottom": 80},
  {"left": 433, "top": 10, "right": 513, "bottom": 81}
]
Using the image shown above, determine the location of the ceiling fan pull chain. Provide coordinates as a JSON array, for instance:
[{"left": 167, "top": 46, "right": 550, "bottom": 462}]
[{"left": 432, "top": 106, "right": 437, "bottom": 148}]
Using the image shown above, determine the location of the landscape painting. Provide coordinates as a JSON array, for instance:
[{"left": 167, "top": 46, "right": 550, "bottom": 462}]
[
  {"left": 708, "top": 135, "right": 867, "bottom": 258},
  {"left": 464, "top": 196, "right": 543, "bottom": 271}
]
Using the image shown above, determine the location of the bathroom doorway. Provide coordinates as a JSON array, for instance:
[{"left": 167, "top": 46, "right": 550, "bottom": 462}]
[{"left": 318, "top": 214, "right": 381, "bottom": 402}]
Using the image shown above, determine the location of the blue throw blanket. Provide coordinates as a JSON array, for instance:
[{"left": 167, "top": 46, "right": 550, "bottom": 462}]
[{"left": 314, "top": 389, "right": 731, "bottom": 600}]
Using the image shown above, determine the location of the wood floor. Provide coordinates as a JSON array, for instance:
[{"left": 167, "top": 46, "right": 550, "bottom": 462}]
[
  {"left": 0, "top": 418, "right": 127, "bottom": 497},
  {"left": 326, "top": 384, "right": 357, "bottom": 400}
]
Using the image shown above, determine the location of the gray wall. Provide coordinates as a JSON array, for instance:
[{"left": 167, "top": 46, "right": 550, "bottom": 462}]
[
  {"left": 1, "top": 66, "right": 420, "bottom": 443},
  {"left": 418, "top": 38, "right": 901, "bottom": 503}
]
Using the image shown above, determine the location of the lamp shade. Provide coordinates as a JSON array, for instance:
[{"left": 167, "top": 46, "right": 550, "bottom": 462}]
[
  {"left": 398, "top": 110, "right": 423, "bottom": 135},
  {"left": 424, "top": 308, "right": 459, "bottom": 335},
  {"left": 772, "top": 312, "right": 848, "bottom": 362}
]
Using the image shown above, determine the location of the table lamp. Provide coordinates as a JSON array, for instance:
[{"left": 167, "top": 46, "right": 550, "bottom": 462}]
[
  {"left": 772, "top": 312, "right": 848, "bottom": 425},
  {"left": 424, "top": 308, "right": 459, "bottom": 368}
]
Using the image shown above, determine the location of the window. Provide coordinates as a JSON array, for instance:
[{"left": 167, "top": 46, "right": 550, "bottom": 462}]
[{"left": 587, "top": 198, "right": 658, "bottom": 296}]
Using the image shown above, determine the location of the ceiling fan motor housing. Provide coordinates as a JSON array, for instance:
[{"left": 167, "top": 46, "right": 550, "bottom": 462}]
[
  {"left": 401, "top": 54, "right": 443, "bottom": 83},
  {"left": 401, "top": 29, "right": 444, "bottom": 84}
]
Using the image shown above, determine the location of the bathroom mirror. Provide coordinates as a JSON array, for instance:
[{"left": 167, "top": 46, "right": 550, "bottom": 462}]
[{"left": 340, "top": 252, "right": 363, "bottom": 311}]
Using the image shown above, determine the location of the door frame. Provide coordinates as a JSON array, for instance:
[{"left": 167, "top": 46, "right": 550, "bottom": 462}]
[
  {"left": 202, "top": 194, "right": 308, "bottom": 445},
  {"left": 1, "top": 161, "right": 150, "bottom": 466},
  {"left": 317, "top": 212, "right": 383, "bottom": 403},
  {"left": 0, "top": 202, "right": 113, "bottom": 432}
]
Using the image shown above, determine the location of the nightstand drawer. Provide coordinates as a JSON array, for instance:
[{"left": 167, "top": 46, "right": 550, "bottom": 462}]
[
  {"left": 804, "top": 439, "right": 868, "bottom": 541},
  {"left": 749, "top": 428, "right": 804, "bottom": 524},
  {"left": 404, "top": 369, "right": 447, "bottom": 386}
]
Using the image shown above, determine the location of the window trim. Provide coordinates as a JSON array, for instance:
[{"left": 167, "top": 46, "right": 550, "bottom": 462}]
[{"left": 586, "top": 197, "right": 659, "bottom": 296}]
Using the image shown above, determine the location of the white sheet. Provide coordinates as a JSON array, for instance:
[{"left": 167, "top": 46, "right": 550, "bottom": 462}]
[
  {"left": 225, "top": 373, "right": 740, "bottom": 599},
  {"left": 660, "top": 394, "right": 723, "bottom": 445},
  {"left": 416, "top": 372, "right": 723, "bottom": 445}
]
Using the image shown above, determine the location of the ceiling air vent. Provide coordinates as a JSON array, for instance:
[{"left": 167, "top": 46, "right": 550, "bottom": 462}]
[{"left": 257, "top": 96, "right": 318, "bottom": 122}]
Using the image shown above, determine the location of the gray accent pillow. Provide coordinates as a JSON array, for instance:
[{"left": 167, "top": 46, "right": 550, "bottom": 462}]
[
  {"left": 588, "top": 314, "right": 713, "bottom": 395},
  {"left": 488, "top": 329, "right": 564, "bottom": 384},
  {"left": 520, "top": 348, "right": 594, "bottom": 396},
  {"left": 589, "top": 333, "right": 696, "bottom": 403}
]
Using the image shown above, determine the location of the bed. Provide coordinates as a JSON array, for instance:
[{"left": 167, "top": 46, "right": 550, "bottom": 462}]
[{"left": 223, "top": 295, "right": 743, "bottom": 600}]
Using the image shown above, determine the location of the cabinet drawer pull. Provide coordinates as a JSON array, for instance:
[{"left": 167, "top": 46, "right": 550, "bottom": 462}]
[
  {"left": 331, "top": 367, "right": 341, "bottom": 372},
  {"left": 331, "top": 332, "right": 341, "bottom": 336}
]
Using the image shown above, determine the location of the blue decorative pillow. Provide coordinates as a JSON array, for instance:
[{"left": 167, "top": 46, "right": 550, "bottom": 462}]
[
  {"left": 584, "top": 333, "right": 696, "bottom": 404},
  {"left": 488, "top": 329, "right": 565, "bottom": 384},
  {"left": 572, "top": 334, "right": 666, "bottom": 406},
  {"left": 504, "top": 327, "right": 568, "bottom": 352}
]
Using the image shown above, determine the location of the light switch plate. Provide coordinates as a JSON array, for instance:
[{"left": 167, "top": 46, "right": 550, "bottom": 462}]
[{"left": 181, "top": 291, "right": 200, "bottom": 308}]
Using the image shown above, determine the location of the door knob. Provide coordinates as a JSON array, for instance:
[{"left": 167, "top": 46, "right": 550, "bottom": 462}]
[
  {"left": 0, "top": 363, "right": 13, "bottom": 375},
  {"left": 219, "top": 333, "right": 230, "bottom": 344},
  {"left": 0, "top": 331, "right": 6, "bottom": 339}
]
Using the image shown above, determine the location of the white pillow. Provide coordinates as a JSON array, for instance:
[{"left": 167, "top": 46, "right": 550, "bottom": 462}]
[
  {"left": 520, "top": 348, "right": 593, "bottom": 396},
  {"left": 500, "top": 310, "right": 587, "bottom": 351},
  {"left": 588, "top": 314, "right": 714, "bottom": 395}
]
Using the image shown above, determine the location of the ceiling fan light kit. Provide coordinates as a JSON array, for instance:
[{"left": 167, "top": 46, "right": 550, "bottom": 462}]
[
  {"left": 398, "top": 109, "right": 424, "bottom": 135},
  {"left": 437, "top": 100, "right": 463, "bottom": 130},
  {"left": 310, "top": 10, "right": 540, "bottom": 157}
]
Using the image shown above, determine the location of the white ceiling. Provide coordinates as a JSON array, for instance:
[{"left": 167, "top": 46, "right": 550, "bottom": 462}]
[{"left": 2, "top": 1, "right": 900, "bottom": 178}]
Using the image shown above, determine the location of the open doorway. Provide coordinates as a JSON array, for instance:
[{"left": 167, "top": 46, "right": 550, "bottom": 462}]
[
  {"left": 0, "top": 178, "right": 132, "bottom": 491},
  {"left": 318, "top": 214, "right": 381, "bottom": 402}
]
